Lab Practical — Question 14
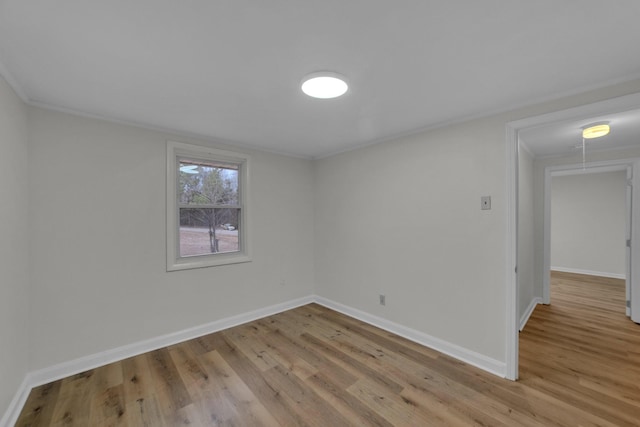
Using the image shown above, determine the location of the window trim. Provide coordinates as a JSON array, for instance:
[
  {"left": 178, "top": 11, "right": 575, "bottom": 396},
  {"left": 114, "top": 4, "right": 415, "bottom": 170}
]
[{"left": 167, "top": 141, "right": 251, "bottom": 271}]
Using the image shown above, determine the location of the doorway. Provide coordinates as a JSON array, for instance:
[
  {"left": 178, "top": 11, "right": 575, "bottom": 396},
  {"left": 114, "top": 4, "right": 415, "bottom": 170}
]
[
  {"left": 505, "top": 92, "right": 640, "bottom": 380},
  {"left": 544, "top": 164, "right": 632, "bottom": 315}
]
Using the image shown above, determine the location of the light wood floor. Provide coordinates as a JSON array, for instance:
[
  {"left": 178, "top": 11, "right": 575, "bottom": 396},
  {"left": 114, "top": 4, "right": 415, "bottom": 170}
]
[
  {"left": 518, "top": 271, "right": 640, "bottom": 426},
  {"left": 16, "top": 272, "right": 640, "bottom": 426}
]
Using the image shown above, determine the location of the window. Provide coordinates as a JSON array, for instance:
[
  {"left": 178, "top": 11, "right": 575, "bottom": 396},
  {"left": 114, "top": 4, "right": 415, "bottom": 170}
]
[{"left": 167, "top": 141, "right": 250, "bottom": 270}]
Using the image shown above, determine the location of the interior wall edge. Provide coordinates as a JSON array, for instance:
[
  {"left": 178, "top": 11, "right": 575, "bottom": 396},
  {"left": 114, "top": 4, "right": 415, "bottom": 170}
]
[
  {"left": 0, "top": 59, "right": 29, "bottom": 104},
  {"left": 519, "top": 297, "right": 543, "bottom": 331},
  {"left": 0, "top": 376, "right": 30, "bottom": 427}
]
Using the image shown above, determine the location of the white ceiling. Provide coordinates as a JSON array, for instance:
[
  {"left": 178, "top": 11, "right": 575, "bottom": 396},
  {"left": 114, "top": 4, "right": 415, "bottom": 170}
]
[
  {"left": 519, "top": 108, "right": 640, "bottom": 158},
  {"left": 1, "top": 1, "right": 640, "bottom": 158}
]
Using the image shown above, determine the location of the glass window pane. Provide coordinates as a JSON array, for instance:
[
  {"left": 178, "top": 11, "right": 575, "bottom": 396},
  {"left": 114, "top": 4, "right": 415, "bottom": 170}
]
[
  {"left": 179, "top": 208, "right": 240, "bottom": 257},
  {"left": 179, "top": 160, "right": 238, "bottom": 205}
]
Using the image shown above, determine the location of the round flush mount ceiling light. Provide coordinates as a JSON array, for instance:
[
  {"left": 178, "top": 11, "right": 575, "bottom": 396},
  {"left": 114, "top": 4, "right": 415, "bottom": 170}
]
[
  {"left": 301, "top": 72, "right": 348, "bottom": 99},
  {"left": 582, "top": 123, "right": 610, "bottom": 139}
]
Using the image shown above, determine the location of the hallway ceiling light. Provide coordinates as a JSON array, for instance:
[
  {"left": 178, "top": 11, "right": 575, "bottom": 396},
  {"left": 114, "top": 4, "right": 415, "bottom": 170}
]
[
  {"left": 580, "top": 122, "right": 611, "bottom": 170},
  {"left": 582, "top": 124, "right": 610, "bottom": 139},
  {"left": 301, "top": 72, "right": 348, "bottom": 99}
]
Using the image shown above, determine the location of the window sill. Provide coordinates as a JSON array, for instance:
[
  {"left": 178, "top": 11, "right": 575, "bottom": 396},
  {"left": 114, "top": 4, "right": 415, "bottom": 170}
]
[{"left": 167, "top": 253, "right": 252, "bottom": 272}]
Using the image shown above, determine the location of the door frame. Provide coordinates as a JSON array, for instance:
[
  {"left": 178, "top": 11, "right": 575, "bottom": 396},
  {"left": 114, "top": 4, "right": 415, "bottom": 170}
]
[
  {"left": 543, "top": 161, "right": 637, "bottom": 307},
  {"left": 505, "top": 91, "right": 640, "bottom": 380},
  {"left": 542, "top": 158, "right": 640, "bottom": 308}
]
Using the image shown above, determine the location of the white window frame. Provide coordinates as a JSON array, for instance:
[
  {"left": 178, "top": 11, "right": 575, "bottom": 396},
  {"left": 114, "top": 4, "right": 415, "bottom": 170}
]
[{"left": 167, "top": 141, "right": 251, "bottom": 271}]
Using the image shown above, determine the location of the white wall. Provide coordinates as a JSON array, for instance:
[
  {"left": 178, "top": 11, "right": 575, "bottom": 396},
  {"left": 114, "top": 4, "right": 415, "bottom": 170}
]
[
  {"left": 517, "top": 145, "right": 538, "bottom": 326},
  {"left": 314, "top": 115, "right": 510, "bottom": 362},
  {"left": 27, "top": 107, "right": 315, "bottom": 370},
  {"left": 551, "top": 171, "right": 626, "bottom": 277},
  {"left": 0, "top": 76, "right": 29, "bottom": 418}
]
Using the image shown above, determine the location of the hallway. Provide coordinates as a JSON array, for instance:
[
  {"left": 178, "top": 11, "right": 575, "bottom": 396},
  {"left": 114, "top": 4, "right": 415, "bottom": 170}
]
[{"left": 519, "top": 271, "right": 640, "bottom": 425}]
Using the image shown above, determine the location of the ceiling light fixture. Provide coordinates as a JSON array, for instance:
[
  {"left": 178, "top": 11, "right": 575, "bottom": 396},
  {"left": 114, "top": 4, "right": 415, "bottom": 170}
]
[
  {"left": 582, "top": 123, "right": 610, "bottom": 139},
  {"left": 301, "top": 72, "right": 348, "bottom": 99},
  {"left": 579, "top": 122, "right": 611, "bottom": 169}
]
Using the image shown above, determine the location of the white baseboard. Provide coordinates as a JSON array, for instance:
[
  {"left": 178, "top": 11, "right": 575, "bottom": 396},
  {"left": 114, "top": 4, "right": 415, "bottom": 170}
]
[
  {"left": 313, "top": 295, "right": 506, "bottom": 378},
  {"left": 0, "top": 376, "right": 31, "bottom": 427},
  {"left": 28, "top": 295, "right": 315, "bottom": 388},
  {"left": 519, "top": 297, "right": 543, "bottom": 331},
  {"left": 550, "top": 266, "right": 625, "bottom": 280},
  {"left": 3, "top": 293, "right": 508, "bottom": 425}
]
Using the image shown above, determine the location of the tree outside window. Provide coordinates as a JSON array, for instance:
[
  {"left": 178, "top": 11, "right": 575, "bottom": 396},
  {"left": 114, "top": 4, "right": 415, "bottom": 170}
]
[{"left": 178, "top": 160, "right": 240, "bottom": 256}]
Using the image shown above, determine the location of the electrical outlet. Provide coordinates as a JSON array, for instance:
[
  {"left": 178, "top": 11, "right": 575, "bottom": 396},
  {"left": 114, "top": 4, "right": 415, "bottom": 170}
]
[
  {"left": 379, "top": 294, "right": 386, "bottom": 306},
  {"left": 481, "top": 196, "right": 491, "bottom": 210}
]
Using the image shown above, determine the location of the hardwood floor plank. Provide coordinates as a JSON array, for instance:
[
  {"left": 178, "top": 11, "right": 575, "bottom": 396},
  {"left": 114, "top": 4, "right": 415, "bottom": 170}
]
[
  {"left": 256, "top": 322, "right": 359, "bottom": 391},
  {"left": 312, "top": 306, "right": 441, "bottom": 362},
  {"left": 168, "top": 344, "right": 211, "bottom": 391},
  {"left": 205, "top": 333, "right": 311, "bottom": 426},
  {"left": 398, "top": 384, "right": 504, "bottom": 427},
  {"left": 16, "top": 382, "right": 61, "bottom": 426},
  {"left": 299, "top": 332, "right": 403, "bottom": 394},
  {"left": 522, "top": 375, "right": 640, "bottom": 427},
  {"left": 303, "top": 371, "right": 394, "bottom": 427},
  {"left": 347, "top": 377, "right": 442, "bottom": 426},
  {"left": 88, "top": 384, "right": 127, "bottom": 426},
  {"left": 260, "top": 364, "right": 352, "bottom": 427},
  {"left": 123, "top": 393, "right": 166, "bottom": 427},
  {"left": 222, "top": 327, "right": 281, "bottom": 372},
  {"left": 47, "top": 371, "right": 96, "bottom": 426},
  {"left": 256, "top": 332, "right": 318, "bottom": 380},
  {"left": 48, "top": 393, "right": 90, "bottom": 426},
  {"left": 172, "top": 403, "right": 209, "bottom": 426},
  {"left": 121, "top": 355, "right": 155, "bottom": 405},
  {"left": 145, "top": 348, "right": 192, "bottom": 419},
  {"left": 198, "top": 349, "right": 280, "bottom": 426}
]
